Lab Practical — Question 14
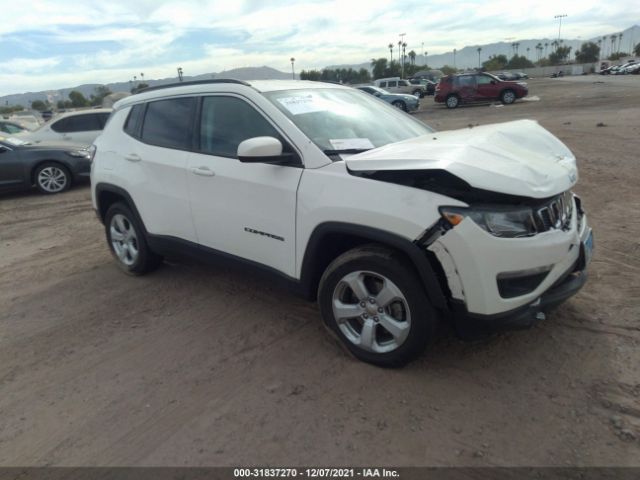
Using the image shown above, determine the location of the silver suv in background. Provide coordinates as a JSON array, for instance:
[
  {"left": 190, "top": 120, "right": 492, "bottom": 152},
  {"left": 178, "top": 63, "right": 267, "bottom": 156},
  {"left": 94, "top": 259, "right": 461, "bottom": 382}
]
[{"left": 373, "top": 77, "right": 426, "bottom": 98}]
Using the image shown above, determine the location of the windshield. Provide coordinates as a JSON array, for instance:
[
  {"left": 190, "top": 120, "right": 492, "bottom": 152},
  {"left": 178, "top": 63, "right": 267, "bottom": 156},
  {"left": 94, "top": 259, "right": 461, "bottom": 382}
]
[
  {"left": 264, "top": 88, "right": 433, "bottom": 154},
  {"left": 367, "top": 86, "right": 390, "bottom": 95}
]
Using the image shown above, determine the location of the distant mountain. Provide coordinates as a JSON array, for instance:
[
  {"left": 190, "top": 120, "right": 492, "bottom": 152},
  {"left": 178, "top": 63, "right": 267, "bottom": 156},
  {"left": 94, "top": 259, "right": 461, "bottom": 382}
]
[
  {"left": 327, "top": 24, "right": 640, "bottom": 71},
  {"left": 0, "top": 66, "right": 294, "bottom": 108}
]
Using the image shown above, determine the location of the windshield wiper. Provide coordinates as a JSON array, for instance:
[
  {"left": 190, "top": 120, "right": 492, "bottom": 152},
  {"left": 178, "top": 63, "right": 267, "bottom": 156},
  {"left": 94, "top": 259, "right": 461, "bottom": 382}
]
[{"left": 322, "top": 148, "right": 371, "bottom": 155}]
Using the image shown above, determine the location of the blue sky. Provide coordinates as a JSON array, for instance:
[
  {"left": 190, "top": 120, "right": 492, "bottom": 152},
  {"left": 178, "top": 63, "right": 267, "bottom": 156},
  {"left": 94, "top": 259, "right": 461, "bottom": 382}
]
[{"left": 1, "top": 0, "right": 638, "bottom": 95}]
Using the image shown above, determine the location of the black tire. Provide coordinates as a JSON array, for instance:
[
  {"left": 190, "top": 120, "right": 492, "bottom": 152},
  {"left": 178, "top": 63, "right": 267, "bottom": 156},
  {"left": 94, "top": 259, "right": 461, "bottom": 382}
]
[
  {"left": 318, "top": 244, "right": 438, "bottom": 367},
  {"left": 104, "top": 202, "right": 162, "bottom": 275},
  {"left": 34, "top": 162, "right": 71, "bottom": 194},
  {"left": 445, "top": 94, "right": 459, "bottom": 109},
  {"left": 501, "top": 89, "right": 516, "bottom": 105},
  {"left": 392, "top": 100, "right": 408, "bottom": 112},
  {"left": 412, "top": 89, "right": 424, "bottom": 98}
]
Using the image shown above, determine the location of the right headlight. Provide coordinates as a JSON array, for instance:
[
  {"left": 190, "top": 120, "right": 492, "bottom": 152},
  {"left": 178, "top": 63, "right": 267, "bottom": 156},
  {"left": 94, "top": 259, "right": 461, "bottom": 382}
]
[{"left": 440, "top": 206, "right": 537, "bottom": 238}]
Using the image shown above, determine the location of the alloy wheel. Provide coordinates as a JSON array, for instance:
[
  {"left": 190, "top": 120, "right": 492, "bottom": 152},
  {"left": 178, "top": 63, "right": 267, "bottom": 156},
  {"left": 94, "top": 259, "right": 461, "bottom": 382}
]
[
  {"left": 332, "top": 270, "right": 411, "bottom": 353},
  {"left": 37, "top": 166, "right": 68, "bottom": 193},
  {"left": 110, "top": 214, "right": 139, "bottom": 266}
]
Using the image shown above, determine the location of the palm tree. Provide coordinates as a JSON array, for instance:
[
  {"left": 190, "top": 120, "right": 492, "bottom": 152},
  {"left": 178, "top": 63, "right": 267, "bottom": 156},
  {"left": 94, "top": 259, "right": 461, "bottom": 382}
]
[
  {"left": 611, "top": 36, "right": 616, "bottom": 56},
  {"left": 618, "top": 33, "right": 623, "bottom": 54},
  {"left": 536, "top": 43, "right": 543, "bottom": 61},
  {"left": 477, "top": 47, "right": 482, "bottom": 68},
  {"left": 408, "top": 50, "right": 416, "bottom": 65},
  {"left": 597, "top": 39, "right": 602, "bottom": 60},
  {"left": 602, "top": 36, "right": 608, "bottom": 57},
  {"left": 544, "top": 42, "right": 549, "bottom": 57},
  {"left": 388, "top": 43, "right": 394, "bottom": 62},
  {"left": 551, "top": 40, "right": 559, "bottom": 52},
  {"left": 526, "top": 47, "right": 530, "bottom": 60}
]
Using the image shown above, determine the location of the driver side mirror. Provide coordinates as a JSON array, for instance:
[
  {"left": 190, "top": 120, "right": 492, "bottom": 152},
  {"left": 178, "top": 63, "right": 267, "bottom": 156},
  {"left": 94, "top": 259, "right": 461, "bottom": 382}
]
[
  {"left": 490, "top": 80, "right": 497, "bottom": 84},
  {"left": 237, "top": 136, "right": 298, "bottom": 165}
]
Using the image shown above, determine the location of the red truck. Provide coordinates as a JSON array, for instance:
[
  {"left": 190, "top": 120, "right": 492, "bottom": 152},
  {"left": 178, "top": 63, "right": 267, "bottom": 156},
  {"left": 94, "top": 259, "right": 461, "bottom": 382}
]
[{"left": 435, "top": 72, "right": 528, "bottom": 108}]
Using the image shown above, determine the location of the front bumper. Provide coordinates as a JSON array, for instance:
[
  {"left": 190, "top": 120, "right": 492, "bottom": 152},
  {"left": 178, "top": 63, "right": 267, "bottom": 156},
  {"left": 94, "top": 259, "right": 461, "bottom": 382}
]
[
  {"left": 427, "top": 196, "right": 592, "bottom": 337},
  {"left": 451, "top": 257, "right": 587, "bottom": 339}
]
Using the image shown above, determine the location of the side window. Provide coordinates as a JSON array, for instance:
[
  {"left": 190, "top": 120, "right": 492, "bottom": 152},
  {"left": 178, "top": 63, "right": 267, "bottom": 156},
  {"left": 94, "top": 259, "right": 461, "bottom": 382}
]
[
  {"left": 379, "top": 81, "right": 387, "bottom": 88},
  {"left": 141, "top": 97, "right": 195, "bottom": 150},
  {"left": 199, "top": 96, "right": 281, "bottom": 158},
  {"left": 51, "top": 114, "right": 102, "bottom": 133},
  {"left": 456, "top": 76, "right": 475, "bottom": 87},
  {"left": 124, "top": 104, "right": 145, "bottom": 138},
  {"left": 476, "top": 75, "right": 493, "bottom": 85},
  {"left": 388, "top": 81, "right": 397, "bottom": 87}
]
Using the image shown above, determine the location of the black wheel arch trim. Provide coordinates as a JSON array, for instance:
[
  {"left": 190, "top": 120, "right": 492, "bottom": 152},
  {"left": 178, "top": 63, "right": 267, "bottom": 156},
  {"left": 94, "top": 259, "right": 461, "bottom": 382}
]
[
  {"left": 94, "top": 183, "right": 147, "bottom": 233},
  {"left": 299, "top": 222, "right": 448, "bottom": 309}
]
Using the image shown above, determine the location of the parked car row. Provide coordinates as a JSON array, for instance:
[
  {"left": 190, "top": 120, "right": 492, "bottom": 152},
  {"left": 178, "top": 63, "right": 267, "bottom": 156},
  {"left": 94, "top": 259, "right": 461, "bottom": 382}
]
[
  {"left": 0, "top": 136, "right": 91, "bottom": 194},
  {"left": 599, "top": 60, "right": 638, "bottom": 75},
  {"left": 356, "top": 86, "right": 420, "bottom": 112}
]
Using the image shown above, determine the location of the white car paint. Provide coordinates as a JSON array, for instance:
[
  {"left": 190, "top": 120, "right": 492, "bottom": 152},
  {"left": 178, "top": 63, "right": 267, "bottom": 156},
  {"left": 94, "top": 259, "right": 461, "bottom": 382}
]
[
  {"left": 346, "top": 120, "right": 577, "bottom": 199},
  {"left": 21, "top": 108, "right": 111, "bottom": 147},
  {"left": 92, "top": 80, "right": 590, "bottom": 320}
]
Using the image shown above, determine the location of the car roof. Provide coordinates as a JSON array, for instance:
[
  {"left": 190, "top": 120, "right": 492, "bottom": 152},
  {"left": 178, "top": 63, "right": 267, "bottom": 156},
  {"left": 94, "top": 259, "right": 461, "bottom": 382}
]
[
  {"left": 114, "top": 79, "right": 349, "bottom": 110},
  {"left": 52, "top": 108, "right": 112, "bottom": 119}
]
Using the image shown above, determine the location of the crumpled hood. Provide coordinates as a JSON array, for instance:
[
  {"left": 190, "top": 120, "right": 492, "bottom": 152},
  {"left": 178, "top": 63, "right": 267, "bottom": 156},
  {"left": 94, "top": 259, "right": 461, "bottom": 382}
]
[{"left": 346, "top": 119, "right": 577, "bottom": 198}]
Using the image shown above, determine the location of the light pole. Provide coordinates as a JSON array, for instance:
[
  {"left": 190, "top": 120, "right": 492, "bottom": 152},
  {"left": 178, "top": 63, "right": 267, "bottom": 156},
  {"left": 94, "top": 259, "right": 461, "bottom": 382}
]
[
  {"left": 177, "top": 67, "right": 183, "bottom": 82},
  {"left": 290, "top": 57, "right": 295, "bottom": 79},
  {"left": 554, "top": 14, "right": 567, "bottom": 42},
  {"left": 399, "top": 33, "right": 406, "bottom": 76}
]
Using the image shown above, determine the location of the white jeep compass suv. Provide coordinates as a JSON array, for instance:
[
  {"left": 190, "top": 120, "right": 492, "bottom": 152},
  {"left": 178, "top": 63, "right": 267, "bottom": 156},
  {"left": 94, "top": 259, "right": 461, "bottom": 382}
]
[{"left": 91, "top": 79, "right": 593, "bottom": 367}]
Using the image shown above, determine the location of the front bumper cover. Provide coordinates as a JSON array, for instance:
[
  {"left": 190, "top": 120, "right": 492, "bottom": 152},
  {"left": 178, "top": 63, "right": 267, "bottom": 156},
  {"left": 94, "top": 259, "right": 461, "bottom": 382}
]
[{"left": 451, "top": 256, "right": 588, "bottom": 339}]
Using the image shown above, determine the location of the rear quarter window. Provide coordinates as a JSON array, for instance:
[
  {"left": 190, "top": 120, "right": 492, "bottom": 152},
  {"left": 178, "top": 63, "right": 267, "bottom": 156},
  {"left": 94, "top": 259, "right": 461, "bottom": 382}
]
[{"left": 123, "top": 104, "right": 145, "bottom": 138}]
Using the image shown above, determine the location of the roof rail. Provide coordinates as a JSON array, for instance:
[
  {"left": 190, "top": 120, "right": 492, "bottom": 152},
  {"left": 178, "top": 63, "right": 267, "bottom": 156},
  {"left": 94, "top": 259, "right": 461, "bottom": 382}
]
[{"left": 137, "top": 78, "right": 251, "bottom": 94}]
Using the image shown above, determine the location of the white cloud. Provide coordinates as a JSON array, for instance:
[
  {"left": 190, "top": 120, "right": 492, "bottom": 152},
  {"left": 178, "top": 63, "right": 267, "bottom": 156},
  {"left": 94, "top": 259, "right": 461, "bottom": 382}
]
[{"left": 0, "top": 0, "right": 638, "bottom": 95}]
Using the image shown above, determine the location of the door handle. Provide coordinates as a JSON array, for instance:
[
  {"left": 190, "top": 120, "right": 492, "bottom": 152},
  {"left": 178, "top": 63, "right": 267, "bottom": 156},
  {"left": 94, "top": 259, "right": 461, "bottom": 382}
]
[
  {"left": 125, "top": 153, "right": 141, "bottom": 162},
  {"left": 190, "top": 166, "right": 215, "bottom": 177}
]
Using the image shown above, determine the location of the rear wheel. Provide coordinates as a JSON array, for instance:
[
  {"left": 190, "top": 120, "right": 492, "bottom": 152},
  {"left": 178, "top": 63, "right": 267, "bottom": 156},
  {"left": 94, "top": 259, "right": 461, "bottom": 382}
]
[
  {"left": 445, "top": 95, "right": 459, "bottom": 109},
  {"left": 412, "top": 89, "right": 424, "bottom": 98},
  {"left": 318, "top": 245, "right": 438, "bottom": 367},
  {"left": 392, "top": 100, "right": 408, "bottom": 112},
  {"left": 105, "top": 202, "right": 162, "bottom": 275},
  {"left": 501, "top": 89, "right": 516, "bottom": 104},
  {"left": 34, "top": 162, "right": 71, "bottom": 194}
]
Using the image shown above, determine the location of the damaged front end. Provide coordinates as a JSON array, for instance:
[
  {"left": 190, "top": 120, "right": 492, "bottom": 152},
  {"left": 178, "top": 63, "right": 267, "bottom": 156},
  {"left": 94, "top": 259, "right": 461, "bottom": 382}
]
[{"left": 346, "top": 120, "right": 592, "bottom": 338}]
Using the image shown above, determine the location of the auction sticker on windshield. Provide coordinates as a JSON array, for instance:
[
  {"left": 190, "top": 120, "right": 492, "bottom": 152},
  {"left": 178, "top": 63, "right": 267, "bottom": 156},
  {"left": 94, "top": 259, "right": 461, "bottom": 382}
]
[{"left": 276, "top": 95, "right": 326, "bottom": 115}]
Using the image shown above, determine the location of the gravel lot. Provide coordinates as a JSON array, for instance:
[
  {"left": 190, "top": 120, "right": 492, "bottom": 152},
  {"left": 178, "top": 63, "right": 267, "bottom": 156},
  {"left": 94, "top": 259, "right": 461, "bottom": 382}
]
[{"left": 1, "top": 76, "right": 639, "bottom": 467}]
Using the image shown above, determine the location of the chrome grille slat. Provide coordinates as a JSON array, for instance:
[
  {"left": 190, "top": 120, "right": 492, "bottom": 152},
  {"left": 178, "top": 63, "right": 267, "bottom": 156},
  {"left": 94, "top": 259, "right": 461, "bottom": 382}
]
[{"left": 534, "top": 192, "right": 572, "bottom": 233}]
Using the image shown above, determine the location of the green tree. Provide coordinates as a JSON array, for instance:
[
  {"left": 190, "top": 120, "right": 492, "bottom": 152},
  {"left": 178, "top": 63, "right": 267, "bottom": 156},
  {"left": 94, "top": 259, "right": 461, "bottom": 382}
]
[
  {"left": 90, "top": 85, "right": 112, "bottom": 106},
  {"left": 300, "top": 69, "right": 322, "bottom": 81},
  {"left": 0, "top": 105, "right": 24, "bottom": 114},
  {"left": 574, "top": 42, "right": 600, "bottom": 63},
  {"left": 608, "top": 52, "right": 630, "bottom": 61},
  {"left": 130, "top": 82, "right": 149, "bottom": 94},
  {"left": 31, "top": 100, "right": 49, "bottom": 111},
  {"left": 370, "top": 58, "right": 388, "bottom": 79},
  {"left": 408, "top": 50, "right": 416, "bottom": 65},
  {"left": 482, "top": 54, "right": 508, "bottom": 71},
  {"left": 548, "top": 46, "right": 572, "bottom": 65},
  {"left": 506, "top": 54, "right": 534, "bottom": 69},
  {"left": 68, "top": 90, "right": 89, "bottom": 108},
  {"left": 440, "top": 65, "right": 458, "bottom": 76},
  {"left": 635, "top": 42, "right": 640, "bottom": 56}
]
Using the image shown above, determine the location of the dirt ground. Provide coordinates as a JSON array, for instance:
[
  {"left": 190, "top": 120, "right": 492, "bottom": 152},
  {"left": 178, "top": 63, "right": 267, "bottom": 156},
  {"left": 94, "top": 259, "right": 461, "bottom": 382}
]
[{"left": 1, "top": 76, "right": 639, "bottom": 467}]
